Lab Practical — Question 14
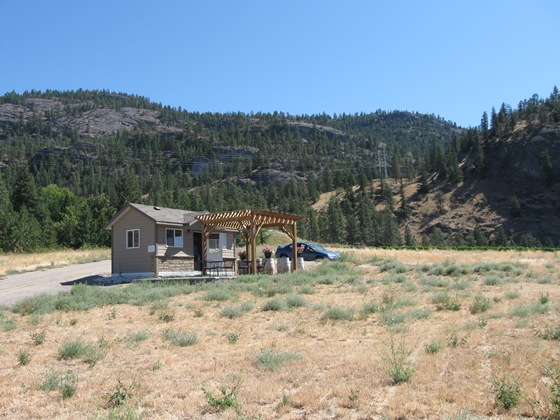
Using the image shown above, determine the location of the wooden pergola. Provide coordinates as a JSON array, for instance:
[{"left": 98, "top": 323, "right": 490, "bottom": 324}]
[{"left": 196, "top": 210, "right": 303, "bottom": 274}]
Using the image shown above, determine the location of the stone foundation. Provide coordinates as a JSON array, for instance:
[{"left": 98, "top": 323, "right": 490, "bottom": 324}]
[{"left": 157, "top": 256, "right": 195, "bottom": 273}]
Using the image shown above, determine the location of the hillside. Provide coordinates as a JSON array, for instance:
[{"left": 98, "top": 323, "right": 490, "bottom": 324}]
[{"left": 0, "top": 88, "right": 559, "bottom": 251}]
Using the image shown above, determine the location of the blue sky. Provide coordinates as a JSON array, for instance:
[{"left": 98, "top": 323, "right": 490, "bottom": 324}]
[{"left": 0, "top": 1, "right": 558, "bottom": 127}]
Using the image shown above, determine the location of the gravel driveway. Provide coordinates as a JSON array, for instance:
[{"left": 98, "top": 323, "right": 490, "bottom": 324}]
[{"left": 0, "top": 260, "right": 111, "bottom": 307}]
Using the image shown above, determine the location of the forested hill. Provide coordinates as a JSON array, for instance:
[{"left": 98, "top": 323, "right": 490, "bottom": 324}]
[{"left": 0, "top": 88, "right": 559, "bottom": 252}]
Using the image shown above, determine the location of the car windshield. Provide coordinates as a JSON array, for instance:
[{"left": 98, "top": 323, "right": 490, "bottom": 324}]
[{"left": 306, "top": 243, "right": 326, "bottom": 251}]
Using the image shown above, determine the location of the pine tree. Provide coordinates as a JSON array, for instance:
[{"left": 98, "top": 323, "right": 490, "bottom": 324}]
[
  {"left": 326, "top": 196, "right": 345, "bottom": 244},
  {"left": 510, "top": 196, "right": 521, "bottom": 217},
  {"left": 404, "top": 225, "right": 416, "bottom": 246},
  {"left": 114, "top": 169, "right": 141, "bottom": 209}
]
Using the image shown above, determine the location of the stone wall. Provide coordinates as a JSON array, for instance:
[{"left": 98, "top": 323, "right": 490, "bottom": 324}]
[{"left": 157, "top": 256, "right": 195, "bottom": 273}]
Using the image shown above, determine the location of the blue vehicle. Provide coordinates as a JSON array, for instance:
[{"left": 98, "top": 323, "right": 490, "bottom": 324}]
[{"left": 275, "top": 242, "right": 340, "bottom": 261}]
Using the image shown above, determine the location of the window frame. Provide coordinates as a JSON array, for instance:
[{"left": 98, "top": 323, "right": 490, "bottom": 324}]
[
  {"left": 209, "top": 233, "right": 220, "bottom": 250},
  {"left": 166, "top": 228, "right": 183, "bottom": 248},
  {"left": 126, "top": 229, "right": 140, "bottom": 249}
]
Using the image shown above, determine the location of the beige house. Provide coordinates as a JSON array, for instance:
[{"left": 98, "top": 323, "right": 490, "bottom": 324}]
[{"left": 104, "top": 203, "right": 236, "bottom": 279}]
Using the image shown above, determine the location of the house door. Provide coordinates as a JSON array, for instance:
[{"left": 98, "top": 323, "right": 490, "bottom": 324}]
[{"left": 193, "top": 232, "right": 202, "bottom": 271}]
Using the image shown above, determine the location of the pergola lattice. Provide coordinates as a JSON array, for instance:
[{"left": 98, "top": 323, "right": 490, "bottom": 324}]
[{"left": 196, "top": 210, "right": 303, "bottom": 274}]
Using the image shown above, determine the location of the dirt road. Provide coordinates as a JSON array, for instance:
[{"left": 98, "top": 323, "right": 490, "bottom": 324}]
[{"left": 0, "top": 260, "right": 111, "bottom": 307}]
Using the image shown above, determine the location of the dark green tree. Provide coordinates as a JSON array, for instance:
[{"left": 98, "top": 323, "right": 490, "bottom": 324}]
[
  {"left": 510, "top": 196, "right": 521, "bottom": 217},
  {"left": 404, "top": 225, "right": 416, "bottom": 246}
]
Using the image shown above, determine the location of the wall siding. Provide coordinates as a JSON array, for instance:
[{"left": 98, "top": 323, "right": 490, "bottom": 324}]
[{"left": 111, "top": 209, "right": 156, "bottom": 274}]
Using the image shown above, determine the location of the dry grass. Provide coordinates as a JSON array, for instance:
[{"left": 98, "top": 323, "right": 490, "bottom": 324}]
[
  {"left": 1, "top": 248, "right": 559, "bottom": 418},
  {"left": 0, "top": 248, "right": 110, "bottom": 277}
]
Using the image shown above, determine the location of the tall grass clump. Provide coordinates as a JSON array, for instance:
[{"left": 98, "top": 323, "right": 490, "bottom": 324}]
[
  {"left": 123, "top": 330, "right": 149, "bottom": 346},
  {"left": 254, "top": 347, "right": 301, "bottom": 371},
  {"left": 286, "top": 294, "right": 306, "bottom": 309},
  {"left": 162, "top": 329, "right": 198, "bottom": 347},
  {"left": 361, "top": 300, "right": 379, "bottom": 317},
  {"left": 380, "top": 309, "right": 408, "bottom": 326},
  {"left": 321, "top": 306, "right": 354, "bottom": 322},
  {"left": 420, "top": 275, "right": 450, "bottom": 289},
  {"left": 38, "top": 371, "right": 78, "bottom": 399},
  {"left": 57, "top": 338, "right": 108, "bottom": 366},
  {"left": 262, "top": 297, "right": 285, "bottom": 311},
  {"left": 431, "top": 292, "right": 461, "bottom": 311},
  {"left": 202, "top": 288, "right": 234, "bottom": 302},
  {"left": 380, "top": 259, "right": 411, "bottom": 273},
  {"left": 220, "top": 302, "right": 254, "bottom": 319}
]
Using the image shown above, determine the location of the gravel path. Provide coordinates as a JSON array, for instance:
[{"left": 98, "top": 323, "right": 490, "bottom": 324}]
[{"left": 0, "top": 260, "right": 111, "bottom": 307}]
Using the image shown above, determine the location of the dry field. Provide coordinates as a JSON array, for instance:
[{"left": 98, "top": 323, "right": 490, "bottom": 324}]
[
  {"left": 0, "top": 248, "right": 111, "bottom": 277},
  {"left": 1, "top": 248, "right": 559, "bottom": 419}
]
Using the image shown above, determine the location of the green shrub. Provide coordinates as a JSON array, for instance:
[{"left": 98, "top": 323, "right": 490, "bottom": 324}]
[
  {"left": 202, "top": 288, "right": 232, "bottom": 302},
  {"left": 420, "top": 275, "right": 450, "bottom": 289},
  {"left": 380, "top": 259, "right": 411, "bottom": 273},
  {"left": 1, "top": 316, "right": 17, "bottom": 332},
  {"left": 538, "top": 364, "right": 560, "bottom": 418},
  {"left": 30, "top": 331, "right": 46, "bottom": 345},
  {"left": 540, "top": 324, "right": 560, "bottom": 340},
  {"left": 162, "top": 329, "right": 198, "bottom": 347},
  {"left": 60, "top": 373, "right": 78, "bottom": 399},
  {"left": 432, "top": 292, "right": 461, "bottom": 311},
  {"left": 158, "top": 310, "right": 175, "bottom": 322},
  {"left": 483, "top": 275, "right": 502, "bottom": 286},
  {"left": 18, "top": 349, "right": 30, "bottom": 366},
  {"left": 107, "top": 379, "right": 134, "bottom": 408},
  {"left": 262, "top": 297, "right": 285, "bottom": 311},
  {"left": 254, "top": 348, "right": 300, "bottom": 371},
  {"left": 424, "top": 340, "right": 441, "bottom": 354},
  {"left": 226, "top": 332, "right": 239, "bottom": 344},
  {"left": 286, "top": 294, "right": 306, "bottom": 309},
  {"left": 202, "top": 379, "right": 241, "bottom": 410},
  {"left": 58, "top": 339, "right": 90, "bottom": 360},
  {"left": 470, "top": 293, "right": 492, "bottom": 314},
  {"left": 321, "top": 306, "right": 354, "bottom": 322},
  {"left": 58, "top": 338, "right": 108, "bottom": 366},
  {"left": 380, "top": 309, "right": 408, "bottom": 326},
  {"left": 124, "top": 330, "right": 149, "bottom": 346},
  {"left": 492, "top": 377, "right": 521, "bottom": 410},
  {"left": 408, "top": 308, "right": 432, "bottom": 320},
  {"left": 505, "top": 291, "right": 520, "bottom": 300},
  {"left": 39, "top": 371, "right": 78, "bottom": 399},
  {"left": 299, "top": 284, "right": 315, "bottom": 295},
  {"left": 220, "top": 306, "right": 244, "bottom": 319},
  {"left": 361, "top": 300, "right": 379, "bottom": 316}
]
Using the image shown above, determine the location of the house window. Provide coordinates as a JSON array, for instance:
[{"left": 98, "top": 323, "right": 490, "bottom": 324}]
[
  {"left": 166, "top": 229, "right": 183, "bottom": 248},
  {"left": 209, "top": 233, "right": 220, "bottom": 250},
  {"left": 126, "top": 229, "right": 140, "bottom": 249}
]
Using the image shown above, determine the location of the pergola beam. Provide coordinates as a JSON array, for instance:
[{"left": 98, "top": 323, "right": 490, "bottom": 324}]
[{"left": 197, "top": 210, "right": 303, "bottom": 274}]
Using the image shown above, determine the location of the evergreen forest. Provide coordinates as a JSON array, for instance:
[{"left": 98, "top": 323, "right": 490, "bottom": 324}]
[{"left": 0, "top": 87, "right": 559, "bottom": 252}]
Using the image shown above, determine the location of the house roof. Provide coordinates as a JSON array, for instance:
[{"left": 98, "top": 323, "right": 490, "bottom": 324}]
[{"left": 104, "top": 203, "right": 208, "bottom": 230}]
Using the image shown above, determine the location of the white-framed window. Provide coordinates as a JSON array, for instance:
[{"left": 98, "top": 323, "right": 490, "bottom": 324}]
[
  {"left": 209, "top": 233, "right": 220, "bottom": 250},
  {"left": 126, "top": 229, "right": 140, "bottom": 249},
  {"left": 166, "top": 229, "right": 183, "bottom": 248}
]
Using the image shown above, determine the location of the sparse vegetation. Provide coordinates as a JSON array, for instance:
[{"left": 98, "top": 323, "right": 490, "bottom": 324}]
[{"left": 1, "top": 248, "right": 559, "bottom": 418}]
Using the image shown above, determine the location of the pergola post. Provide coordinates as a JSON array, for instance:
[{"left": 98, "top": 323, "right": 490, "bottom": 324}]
[{"left": 291, "top": 223, "right": 298, "bottom": 271}]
